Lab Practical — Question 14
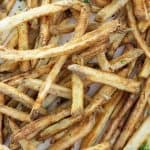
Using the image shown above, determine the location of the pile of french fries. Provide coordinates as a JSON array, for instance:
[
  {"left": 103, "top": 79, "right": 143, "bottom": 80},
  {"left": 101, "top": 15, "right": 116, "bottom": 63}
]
[{"left": 0, "top": 0, "right": 149, "bottom": 149}]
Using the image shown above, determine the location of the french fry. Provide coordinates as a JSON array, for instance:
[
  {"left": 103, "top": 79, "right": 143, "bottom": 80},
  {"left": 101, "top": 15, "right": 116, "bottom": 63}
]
[
  {"left": 96, "top": 0, "right": 129, "bottom": 21},
  {"left": 138, "top": 20, "right": 150, "bottom": 33},
  {"left": 124, "top": 116, "right": 150, "bottom": 150},
  {"left": 0, "top": 0, "right": 77, "bottom": 32},
  {"left": 30, "top": 4, "right": 90, "bottom": 119},
  {"left": 8, "top": 118, "right": 37, "bottom": 150},
  {"left": 80, "top": 91, "right": 123, "bottom": 148},
  {"left": 132, "top": 0, "right": 149, "bottom": 20},
  {"left": 83, "top": 142, "right": 110, "bottom": 150},
  {"left": 126, "top": 1, "right": 150, "bottom": 58},
  {"left": 94, "top": 0, "right": 111, "bottom": 7},
  {"left": 114, "top": 77, "right": 150, "bottom": 149},
  {"left": 22, "top": 78, "right": 71, "bottom": 99},
  {"left": 0, "top": 20, "right": 119, "bottom": 61},
  {"left": 71, "top": 74, "right": 84, "bottom": 116},
  {"left": 0, "top": 94, "right": 4, "bottom": 144},
  {"left": 12, "top": 108, "right": 71, "bottom": 142},
  {"left": 68, "top": 64, "right": 140, "bottom": 93},
  {"left": 18, "top": 22, "right": 30, "bottom": 72},
  {"left": 0, "top": 105, "right": 30, "bottom": 122},
  {"left": 101, "top": 94, "right": 138, "bottom": 142},
  {"left": 97, "top": 52, "right": 111, "bottom": 72},
  {"left": 49, "top": 115, "right": 95, "bottom": 150},
  {"left": 110, "top": 48, "right": 143, "bottom": 71}
]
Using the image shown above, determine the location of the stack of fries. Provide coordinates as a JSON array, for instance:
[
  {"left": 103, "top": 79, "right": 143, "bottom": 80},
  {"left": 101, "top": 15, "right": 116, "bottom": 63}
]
[{"left": 0, "top": 0, "right": 149, "bottom": 149}]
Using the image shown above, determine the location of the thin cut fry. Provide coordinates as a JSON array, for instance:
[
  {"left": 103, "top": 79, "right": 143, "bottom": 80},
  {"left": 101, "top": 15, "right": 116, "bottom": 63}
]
[
  {"left": 0, "top": 105, "right": 30, "bottom": 122},
  {"left": 114, "top": 77, "right": 150, "bottom": 149},
  {"left": 83, "top": 142, "right": 110, "bottom": 150},
  {"left": 138, "top": 20, "right": 150, "bottom": 33},
  {"left": 68, "top": 64, "right": 140, "bottom": 93},
  {"left": 0, "top": 94, "right": 4, "bottom": 144},
  {"left": 126, "top": 1, "right": 150, "bottom": 58},
  {"left": 124, "top": 116, "right": 150, "bottom": 150},
  {"left": 0, "top": 0, "right": 76, "bottom": 32},
  {"left": 49, "top": 115, "right": 95, "bottom": 150},
  {"left": 8, "top": 118, "right": 36, "bottom": 150},
  {"left": 22, "top": 78, "right": 71, "bottom": 99},
  {"left": 71, "top": 74, "right": 84, "bottom": 116},
  {"left": 96, "top": 0, "right": 129, "bottom": 21},
  {"left": 18, "top": 22, "right": 30, "bottom": 72},
  {"left": 0, "top": 20, "right": 119, "bottom": 61},
  {"left": 12, "top": 108, "right": 70, "bottom": 142}
]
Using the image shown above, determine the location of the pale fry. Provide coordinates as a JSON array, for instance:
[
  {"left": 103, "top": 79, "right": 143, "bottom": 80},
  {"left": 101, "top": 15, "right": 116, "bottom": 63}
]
[
  {"left": 96, "top": 0, "right": 129, "bottom": 21},
  {"left": 22, "top": 78, "right": 71, "bottom": 99},
  {"left": 0, "top": 105, "right": 30, "bottom": 122},
  {"left": 68, "top": 64, "right": 140, "bottom": 93},
  {"left": 0, "top": 0, "right": 76, "bottom": 32},
  {"left": 71, "top": 74, "right": 84, "bottom": 116},
  {"left": 18, "top": 22, "right": 30, "bottom": 72},
  {"left": 0, "top": 20, "right": 119, "bottom": 61}
]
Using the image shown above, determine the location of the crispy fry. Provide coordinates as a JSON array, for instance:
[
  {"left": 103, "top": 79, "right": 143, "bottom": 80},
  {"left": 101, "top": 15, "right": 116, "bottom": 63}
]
[
  {"left": 68, "top": 64, "right": 140, "bottom": 93},
  {"left": 0, "top": 20, "right": 119, "bottom": 61},
  {"left": 71, "top": 74, "right": 84, "bottom": 116},
  {"left": 138, "top": 20, "right": 150, "bottom": 33},
  {"left": 126, "top": 1, "right": 150, "bottom": 58},
  {"left": 0, "top": 94, "right": 4, "bottom": 144},
  {"left": 18, "top": 22, "right": 30, "bottom": 72},
  {"left": 80, "top": 91, "right": 123, "bottom": 148},
  {"left": 0, "top": 105, "right": 30, "bottom": 122},
  {"left": 8, "top": 118, "right": 37, "bottom": 150},
  {"left": 124, "top": 116, "right": 150, "bottom": 150},
  {"left": 132, "top": 0, "right": 149, "bottom": 20},
  {"left": 83, "top": 142, "right": 110, "bottom": 150},
  {"left": 114, "top": 77, "right": 150, "bottom": 149},
  {"left": 30, "top": 4, "right": 90, "bottom": 119},
  {"left": 0, "top": 0, "right": 76, "bottom": 32},
  {"left": 96, "top": 0, "right": 129, "bottom": 21},
  {"left": 12, "top": 108, "right": 70, "bottom": 142},
  {"left": 22, "top": 78, "right": 71, "bottom": 99},
  {"left": 102, "top": 94, "right": 138, "bottom": 142},
  {"left": 94, "top": 0, "right": 111, "bottom": 7},
  {"left": 110, "top": 48, "right": 143, "bottom": 71},
  {"left": 49, "top": 115, "right": 95, "bottom": 150}
]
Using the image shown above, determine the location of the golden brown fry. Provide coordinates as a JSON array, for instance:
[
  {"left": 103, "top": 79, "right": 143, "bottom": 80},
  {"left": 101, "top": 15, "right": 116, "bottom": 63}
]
[
  {"left": 30, "top": 4, "right": 90, "bottom": 119},
  {"left": 114, "top": 77, "right": 150, "bottom": 149},
  {"left": 8, "top": 118, "right": 37, "bottom": 150},
  {"left": 83, "top": 142, "right": 110, "bottom": 150},
  {"left": 49, "top": 115, "right": 95, "bottom": 150},
  {"left": 126, "top": 1, "right": 150, "bottom": 58},
  {"left": 0, "top": 20, "right": 119, "bottom": 61},
  {"left": 138, "top": 20, "right": 150, "bottom": 33},
  {"left": 102, "top": 94, "right": 137, "bottom": 142},
  {"left": 96, "top": 0, "right": 129, "bottom": 21},
  {"left": 110, "top": 48, "right": 143, "bottom": 71},
  {"left": 80, "top": 91, "right": 123, "bottom": 148},
  {"left": 71, "top": 74, "right": 84, "bottom": 116},
  {"left": 0, "top": 105, "right": 30, "bottom": 122},
  {"left": 139, "top": 58, "right": 150, "bottom": 78},
  {"left": 68, "top": 64, "right": 140, "bottom": 93},
  {"left": 124, "top": 116, "right": 150, "bottom": 150},
  {"left": 18, "top": 22, "right": 30, "bottom": 72},
  {"left": 132, "top": 0, "right": 149, "bottom": 20},
  {"left": 0, "top": 94, "right": 4, "bottom": 144},
  {"left": 94, "top": 0, "right": 111, "bottom": 7},
  {"left": 12, "top": 108, "right": 70, "bottom": 142}
]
